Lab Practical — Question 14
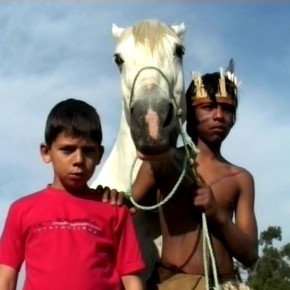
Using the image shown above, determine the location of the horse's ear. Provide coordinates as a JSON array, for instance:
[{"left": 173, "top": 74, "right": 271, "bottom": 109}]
[
  {"left": 171, "top": 23, "right": 186, "bottom": 40},
  {"left": 112, "top": 23, "right": 124, "bottom": 39}
]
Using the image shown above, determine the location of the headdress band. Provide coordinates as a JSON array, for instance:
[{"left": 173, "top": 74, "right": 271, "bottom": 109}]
[{"left": 191, "top": 68, "right": 239, "bottom": 107}]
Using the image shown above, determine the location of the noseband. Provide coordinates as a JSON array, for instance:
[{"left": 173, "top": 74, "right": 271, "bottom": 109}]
[{"left": 129, "top": 66, "right": 178, "bottom": 110}]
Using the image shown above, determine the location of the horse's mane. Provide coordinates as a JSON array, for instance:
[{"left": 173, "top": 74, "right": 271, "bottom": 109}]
[{"left": 119, "top": 20, "right": 181, "bottom": 56}]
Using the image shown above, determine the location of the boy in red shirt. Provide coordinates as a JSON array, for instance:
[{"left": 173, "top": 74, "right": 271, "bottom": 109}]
[{"left": 0, "top": 99, "right": 145, "bottom": 290}]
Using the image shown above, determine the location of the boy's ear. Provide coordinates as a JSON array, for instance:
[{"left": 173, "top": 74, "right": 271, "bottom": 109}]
[
  {"left": 40, "top": 143, "right": 51, "bottom": 163},
  {"left": 96, "top": 145, "right": 104, "bottom": 166}
]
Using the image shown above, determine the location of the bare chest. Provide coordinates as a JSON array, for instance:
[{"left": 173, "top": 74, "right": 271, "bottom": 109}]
[{"left": 198, "top": 165, "right": 240, "bottom": 212}]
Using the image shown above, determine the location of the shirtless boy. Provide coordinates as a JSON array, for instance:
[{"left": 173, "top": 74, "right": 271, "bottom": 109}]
[{"left": 132, "top": 68, "right": 258, "bottom": 289}]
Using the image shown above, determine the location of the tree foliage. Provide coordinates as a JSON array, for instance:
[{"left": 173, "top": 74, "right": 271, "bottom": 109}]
[{"left": 243, "top": 226, "right": 290, "bottom": 290}]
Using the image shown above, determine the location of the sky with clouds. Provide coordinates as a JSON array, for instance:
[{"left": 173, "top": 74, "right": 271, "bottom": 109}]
[{"left": 0, "top": 2, "right": 290, "bottom": 287}]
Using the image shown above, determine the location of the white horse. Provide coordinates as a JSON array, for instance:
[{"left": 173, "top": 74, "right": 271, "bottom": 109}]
[{"left": 91, "top": 19, "right": 186, "bottom": 281}]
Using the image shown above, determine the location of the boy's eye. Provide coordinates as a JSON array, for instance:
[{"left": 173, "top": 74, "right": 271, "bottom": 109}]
[
  {"left": 202, "top": 104, "right": 215, "bottom": 111},
  {"left": 60, "top": 146, "right": 76, "bottom": 153},
  {"left": 222, "top": 104, "right": 235, "bottom": 113},
  {"left": 61, "top": 148, "right": 74, "bottom": 154},
  {"left": 83, "top": 147, "right": 97, "bottom": 155},
  {"left": 59, "top": 145, "right": 98, "bottom": 156}
]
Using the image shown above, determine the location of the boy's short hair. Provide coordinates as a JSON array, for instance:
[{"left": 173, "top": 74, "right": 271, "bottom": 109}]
[
  {"left": 185, "top": 72, "right": 238, "bottom": 140},
  {"left": 45, "top": 98, "right": 102, "bottom": 147}
]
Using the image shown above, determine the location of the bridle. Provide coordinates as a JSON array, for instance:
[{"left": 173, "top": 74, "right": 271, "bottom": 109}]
[{"left": 126, "top": 65, "right": 196, "bottom": 210}]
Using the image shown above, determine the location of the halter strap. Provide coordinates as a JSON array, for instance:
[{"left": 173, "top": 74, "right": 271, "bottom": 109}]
[{"left": 129, "top": 66, "right": 178, "bottom": 109}]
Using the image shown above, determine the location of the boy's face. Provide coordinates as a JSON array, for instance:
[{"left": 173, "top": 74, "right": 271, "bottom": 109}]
[
  {"left": 194, "top": 102, "right": 235, "bottom": 144},
  {"left": 41, "top": 132, "right": 103, "bottom": 193}
]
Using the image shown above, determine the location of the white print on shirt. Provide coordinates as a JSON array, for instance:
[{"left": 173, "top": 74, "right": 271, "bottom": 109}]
[{"left": 33, "top": 219, "right": 103, "bottom": 236}]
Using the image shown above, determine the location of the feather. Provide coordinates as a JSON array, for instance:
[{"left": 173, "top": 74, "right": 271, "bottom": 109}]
[{"left": 226, "top": 58, "right": 235, "bottom": 73}]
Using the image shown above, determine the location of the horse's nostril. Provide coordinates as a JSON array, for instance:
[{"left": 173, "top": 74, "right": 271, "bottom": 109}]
[
  {"left": 130, "top": 104, "right": 143, "bottom": 126},
  {"left": 163, "top": 103, "right": 173, "bottom": 127}
]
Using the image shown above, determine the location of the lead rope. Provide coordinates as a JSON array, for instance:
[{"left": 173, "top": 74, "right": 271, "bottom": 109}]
[{"left": 203, "top": 213, "right": 220, "bottom": 290}]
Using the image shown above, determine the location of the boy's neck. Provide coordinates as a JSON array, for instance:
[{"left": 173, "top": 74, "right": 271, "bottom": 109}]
[
  {"left": 196, "top": 138, "right": 223, "bottom": 161},
  {"left": 50, "top": 183, "right": 92, "bottom": 197}
]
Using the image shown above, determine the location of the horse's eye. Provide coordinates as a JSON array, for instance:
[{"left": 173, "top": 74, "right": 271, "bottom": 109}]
[
  {"left": 174, "top": 45, "right": 185, "bottom": 59},
  {"left": 114, "top": 53, "right": 124, "bottom": 67}
]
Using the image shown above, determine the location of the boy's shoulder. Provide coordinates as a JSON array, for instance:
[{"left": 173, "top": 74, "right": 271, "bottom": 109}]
[
  {"left": 223, "top": 162, "right": 254, "bottom": 189},
  {"left": 219, "top": 156, "right": 252, "bottom": 176},
  {"left": 113, "top": 204, "right": 131, "bottom": 216},
  {"left": 227, "top": 163, "right": 253, "bottom": 178},
  {"left": 10, "top": 188, "right": 49, "bottom": 210}
]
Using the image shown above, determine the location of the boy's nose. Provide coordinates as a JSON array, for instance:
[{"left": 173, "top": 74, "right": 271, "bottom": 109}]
[
  {"left": 74, "top": 150, "right": 85, "bottom": 164},
  {"left": 213, "top": 105, "right": 224, "bottom": 119}
]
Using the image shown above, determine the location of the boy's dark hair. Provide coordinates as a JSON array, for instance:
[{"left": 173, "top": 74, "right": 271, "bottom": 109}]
[
  {"left": 45, "top": 98, "right": 102, "bottom": 147},
  {"left": 185, "top": 72, "right": 238, "bottom": 142}
]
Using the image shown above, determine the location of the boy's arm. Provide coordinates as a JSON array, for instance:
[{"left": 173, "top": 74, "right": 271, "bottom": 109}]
[
  {"left": 196, "top": 171, "right": 258, "bottom": 266},
  {"left": 114, "top": 207, "right": 146, "bottom": 284},
  {"left": 121, "top": 275, "right": 143, "bottom": 290},
  {"left": 228, "top": 171, "right": 258, "bottom": 266},
  {"left": 132, "top": 148, "right": 192, "bottom": 203},
  {"left": 0, "top": 264, "right": 17, "bottom": 290},
  {"left": 131, "top": 161, "right": 157, "bottom": 204},
  {"left": 99, "top": 161, "right": 157, "bottom": 209}
]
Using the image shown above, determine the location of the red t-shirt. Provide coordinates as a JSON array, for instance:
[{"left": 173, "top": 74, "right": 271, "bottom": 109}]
[{"left": 0, "top": 187, "right": 145, "bottom": 290}]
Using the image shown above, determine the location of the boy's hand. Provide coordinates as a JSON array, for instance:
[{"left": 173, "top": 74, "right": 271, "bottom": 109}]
[
  {"left": 193, "top": 177, "right": 223, "bottom": 224},
  {"left": 96, "top": 185, "right": 136, "bottom": 213},
  {"left": 96, "top": 185, "right": 124, "bottom": 206}
]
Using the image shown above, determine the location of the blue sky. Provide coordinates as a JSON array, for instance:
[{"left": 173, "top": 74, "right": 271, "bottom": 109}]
[{"left": 0, "top": 3, "right": 290, "bottom": 287}]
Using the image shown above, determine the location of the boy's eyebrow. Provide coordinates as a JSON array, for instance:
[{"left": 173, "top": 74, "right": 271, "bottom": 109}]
[
  {"left": 58, "top": 143, "right": 98, "bottom": 147},
  {"left": 82, "top": 145, "right": 99, "bottom": 150},
  {"left": 197, "top": 102, "right": 215, "bottom": 108},
  {"left": 57, "top": 142, "right": 78, "bottom": 146},
  {"left": 58, "top": 143, "right": 99, "bottom": 149}
]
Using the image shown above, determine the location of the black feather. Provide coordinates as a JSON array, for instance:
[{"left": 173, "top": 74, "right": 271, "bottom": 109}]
[{"left": 226, "top": 58, "right": 235, "bottom": 73}]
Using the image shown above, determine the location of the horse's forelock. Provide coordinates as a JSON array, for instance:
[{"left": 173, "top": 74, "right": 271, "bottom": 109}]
[{"left": 131, "top": 21, "right": 180, "bottom": 55}]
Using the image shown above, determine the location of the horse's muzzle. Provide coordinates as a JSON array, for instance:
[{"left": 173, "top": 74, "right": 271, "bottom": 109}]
[{"left": 130, "top": 98, "right": 179, "bottom": 155}]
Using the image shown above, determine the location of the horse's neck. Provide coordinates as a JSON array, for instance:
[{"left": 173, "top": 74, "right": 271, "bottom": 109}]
[{"left": 91, "top": 110, "right": 142, "bottom": 192}]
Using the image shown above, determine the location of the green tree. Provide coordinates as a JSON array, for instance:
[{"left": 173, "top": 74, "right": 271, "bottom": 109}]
[{"left": 242, "top": 226, "right": 290, "bottom": 290}]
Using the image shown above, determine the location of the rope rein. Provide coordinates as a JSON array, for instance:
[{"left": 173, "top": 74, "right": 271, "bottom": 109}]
[
  {"left": 202, "top": 214, "right": 220, "bottom": 290},
  {"left": 125, "top": 66, "right": 220, "bottom": 289}
]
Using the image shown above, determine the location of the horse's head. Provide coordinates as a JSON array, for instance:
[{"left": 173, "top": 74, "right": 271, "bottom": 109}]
[{"left": 112, "top": 20, "right": 186, "bottom": 159}]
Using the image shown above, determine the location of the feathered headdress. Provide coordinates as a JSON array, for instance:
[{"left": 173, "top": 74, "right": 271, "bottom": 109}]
[{"left": 191, "top": 59, "right": 239, "bottom": 107}]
